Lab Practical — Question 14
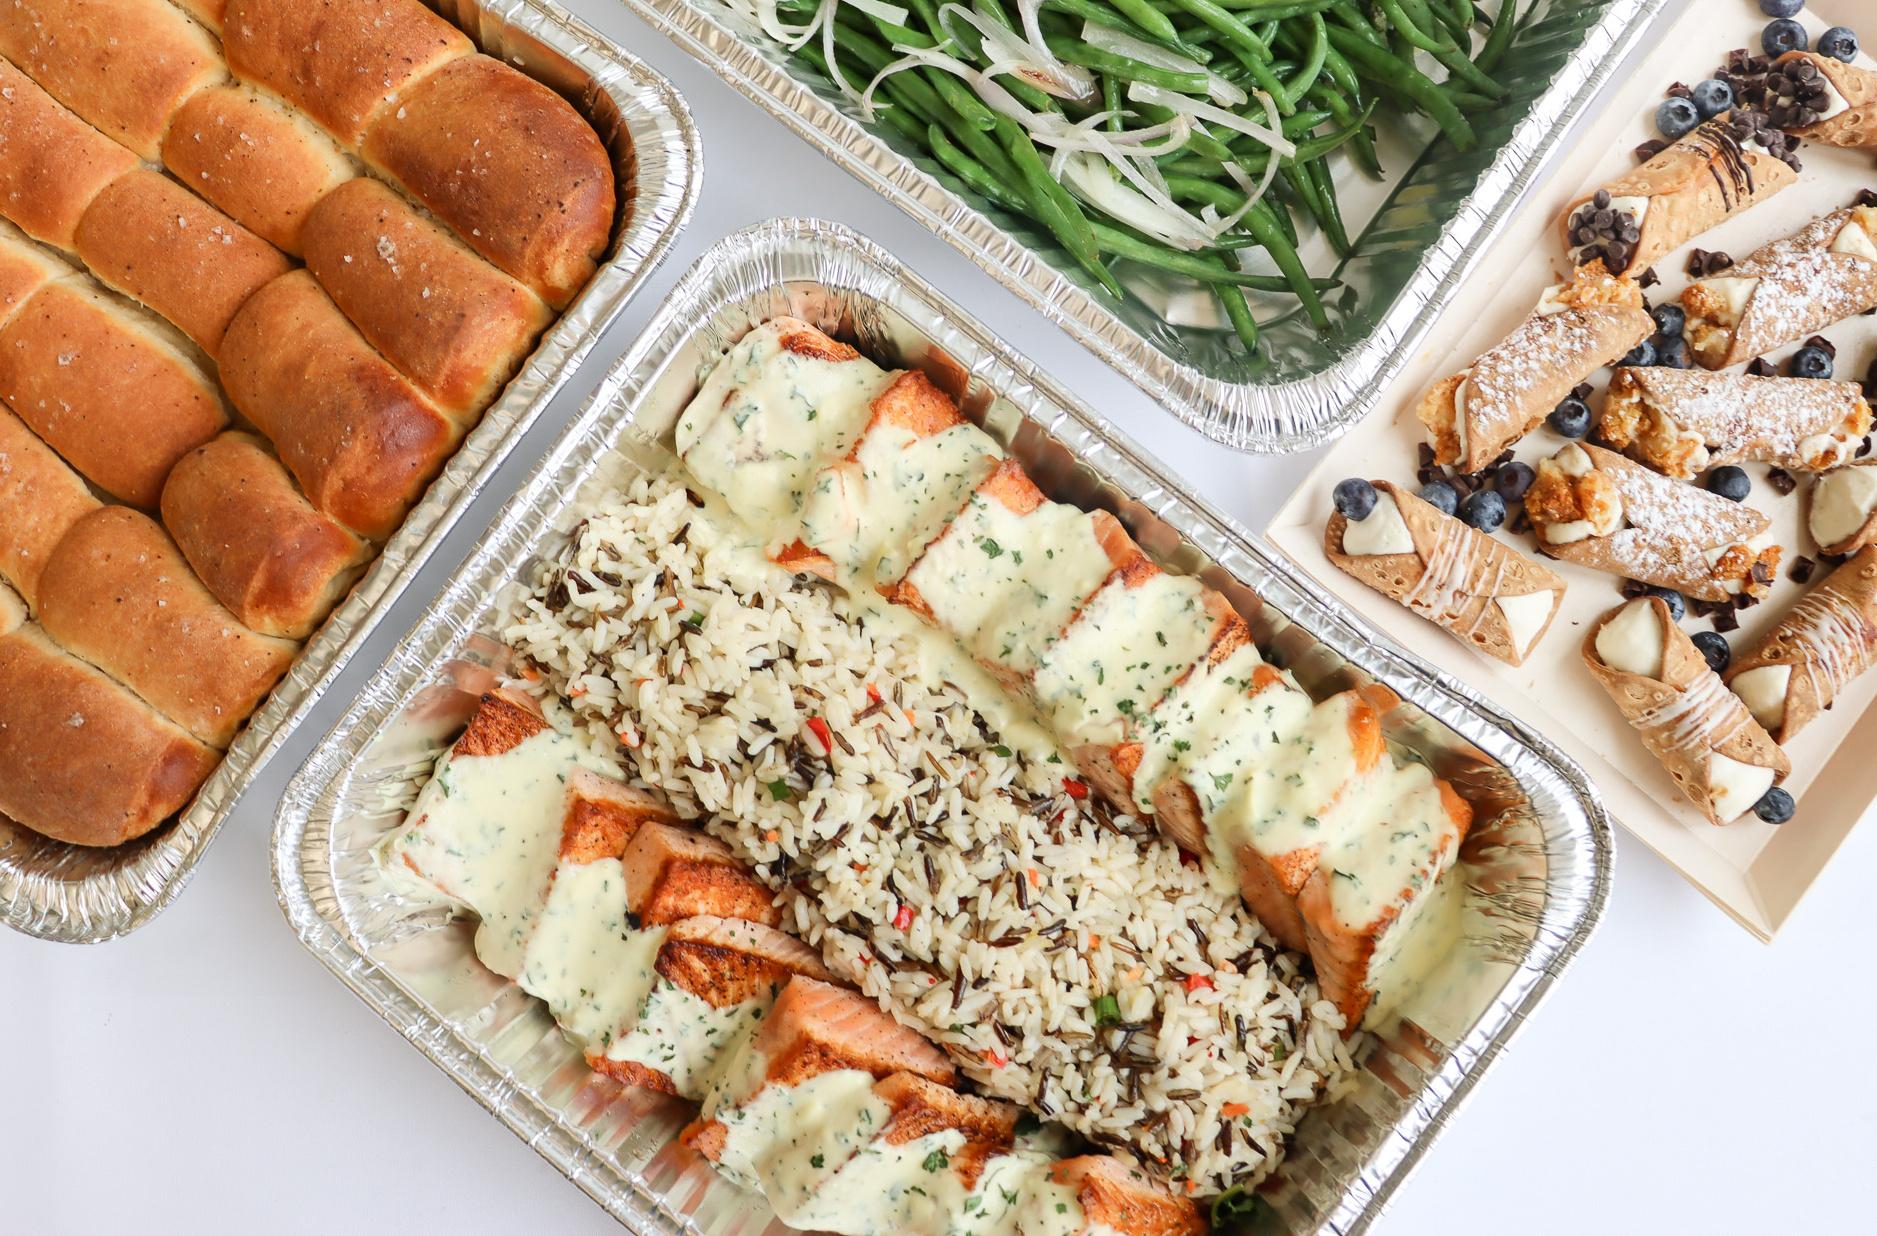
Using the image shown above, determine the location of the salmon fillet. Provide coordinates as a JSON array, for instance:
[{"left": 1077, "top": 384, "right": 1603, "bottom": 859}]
[
  {"left": 870, "top": 1071, "right": 1018, "bottom": 1191},
  {"left": 1149, "top": 654, "right": 1294, "bottom": 855},
  {"left": 558, "top": 766, "right": 677, "bottom": 862},
  {"left": 452, "top": 687, "right": 546, "bottom": 757},
  {"left": 621, "top": 820, "right": 781, "bottom": 926},
  {"left": 1049, "top": 1155, "right": 1208, "bottom": 1236}
]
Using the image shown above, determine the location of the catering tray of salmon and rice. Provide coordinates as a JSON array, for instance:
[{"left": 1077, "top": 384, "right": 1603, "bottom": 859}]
[
  {"left": 0, "top": 0, "right": 699, "bottom": 943},
  {"left": 619, "top": 0, "right": 1679, "bottom": 449},
  {"left": 275, "top": 219, "right": 1608, "bottom": 1235}
]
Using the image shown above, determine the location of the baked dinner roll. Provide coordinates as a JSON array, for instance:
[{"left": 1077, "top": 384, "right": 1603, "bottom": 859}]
[
  {"left": 74, "top": 169, "right": 291, "bottom": 355},
  {"left": 221, "top": 0, "right": 473, "bottom": 146},
  {"left": 173, "top": 0, "right": 225, "bottom": 30},
  {"left": 0, "top": 402, "right": 99, "bottom": 608},
  {"left": 360, "top": 54, "right": 615, "bottom": 306},
  {"left": 218, "top": 270, "right": 460, "bottom": 539},
  {"left": 161, "top": 432, "right": 371, "bottom": 639},
  {"left": 161, "top": 84, "right": 356, "bottom": 255},
  {"left": 36, "top": 507, "right": 297, "bottom": 748},
  {"left": 0, "top": 278, "right": 227, "bottom": 507},
  {"left": 0, "top": 0, "right": 225, "bottom": 159},
  {"left": 0, "top": 216, "right": 71, "bottom": 324},
  {"left": 0, "top": 58, "right": 138, "bottom": 249},
  {"left": 302, "top": 177, "right": 550, "bottom": 417},
  {"left": 0, "top": 604, "right": 220, "bottom": 847}
]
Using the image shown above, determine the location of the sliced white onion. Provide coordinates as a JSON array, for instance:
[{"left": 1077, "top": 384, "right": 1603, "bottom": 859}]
[
  {"left": 1059, "top": 153, "right": 1212, "bottom": 249},
  {"left": 1012, "top": 0, "right": 1099, "bottom": 103},
  {"left": 818, "top": 0, "right": 860, "bottom": 100},
  {"left": 1126, "top": 82, "right": 1294, "bottom": 156},
  {"left": 1077, "top": 21, "right": 1247, "bottom": 108},
  {"left": 935, "top": 3, "right": 1096, "bottom": 102},
  {"left": 748, "top": 0, "right": 819, "bottom": 47},
  {"left": 843, "top": 0, "right": 910, "bottom": 24}
]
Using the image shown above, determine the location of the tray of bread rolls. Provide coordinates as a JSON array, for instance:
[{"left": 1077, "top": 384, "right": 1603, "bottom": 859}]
[
  {"left": 0, "top": 0, "right": 700, "bottom": 944},
  {"left": 273, "top": 218, "right": 1609, "bottom": 1235}
]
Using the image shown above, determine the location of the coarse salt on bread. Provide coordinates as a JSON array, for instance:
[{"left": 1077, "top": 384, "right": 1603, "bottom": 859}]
[{"left": 0, "top": 58, "right": 138, "bottom": 249}]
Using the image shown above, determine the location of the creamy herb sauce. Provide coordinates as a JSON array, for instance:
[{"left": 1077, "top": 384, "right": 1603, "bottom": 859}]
[
  {"left": 953, "top": 1150, "right": 1089, "bottom": 1236},
  {"left": 1031, "top": 571, "right": 1214, "bottom": 747},
  {"left": 516, "top": 858, "right": 666, "bottom": 1051},
  {"left": 604, "top": 982, "right": 772, "bottom": 1100},
  {"left": 1316, "top": 761, "right": 1458, "bottom": 930},
  {"left": 786, "top": 1128, "right": 970, "bottom": 1233},
  {"left": 1214, "top": 692, "right": 1379, "bottom": 865},
  {"left": 714, "top": 1068, "right": 891, "bottom": 1199}
]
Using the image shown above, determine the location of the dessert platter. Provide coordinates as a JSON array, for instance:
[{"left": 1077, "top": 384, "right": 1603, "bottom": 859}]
[
  {"left": 0, "top": 0, "right": 700, "bottom": 942},
  {"left": 1272, "top": 0, "right": 1877, "bottom": 937}
]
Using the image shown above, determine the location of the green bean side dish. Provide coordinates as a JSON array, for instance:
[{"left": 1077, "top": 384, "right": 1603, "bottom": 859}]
[{"left": 742, "top": 0, "right": 1529, "bottom": 358}]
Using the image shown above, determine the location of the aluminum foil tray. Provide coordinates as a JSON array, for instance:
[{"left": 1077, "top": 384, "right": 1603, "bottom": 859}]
[
  {"left": 0, "top": 0, "right": 702, "bottom": 945},
  {"left": 613, "top": 0, "right": 1682, "bottom": 452},
  {"left": 275, "top": 218, "right": 1610, "bottom": 1234}
]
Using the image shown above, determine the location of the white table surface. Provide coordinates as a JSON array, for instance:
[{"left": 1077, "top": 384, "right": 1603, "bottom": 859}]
[{"left": 5, "top": 2, "right": 1873, "bottom": 1231}]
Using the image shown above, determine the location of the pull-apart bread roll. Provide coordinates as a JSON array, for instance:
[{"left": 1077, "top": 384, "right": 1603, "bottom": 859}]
[
  {"left": 1727, "top": 546, "right": 1877, "bottom": 744},
  {"left": 1769, "top": 52, "right": 1877, "bottom": 151},
  {"left": 302, "top": 178, "right": 550, "bottom": 417},
  {"left": 1810, "top": 460, "right": 1877, "bottom": 557},
  {"left": 360, "top": 54, "right": 616, "bottom": 306},
  {"left": 1526, "top": 442, "right": 1780, "bottom": 601},
  {"left": 0, "top": 583, "right": 219, "bottom": 847},
  {"left": 73, "top": 169, "right": 291, "bottom": 355},
  {"left": 222, "top": 0, "right": 473, "bottom": 146},
  {"left": 173, "top": 0, "right": 224, "bottom": 30},
  {"left": 1683, "top": 206, "right": 1877, "bottom": 369},
  {"left": 1585, "top": 597, "right": 1788, "bottom": 826},
  {"left": 36, "top": 507, "right": 297, "bottom": 748},
  {"left": 0, "top": 402, "right": 98, "bottom": 607},
  {"left": 219, "top": 270, "right": 460, "bottom": 539},
  {"left": 0, "top": 58, "right": 137, "bottom": 249},
  {"left": 0, "top": 0, "right": 224, "bottom": 159},
  {"left": 1598, "top": 366, "right": 1872, "bottom": 479},
  {"left": 0, "top": 278, "right": 227, "bottom": 507},
  {"left": 161, "top": 432, "right": 371, "bottom": 640},
  {"left": 1417, "top": 261, "right": 1652, "bottom": 473},
  {"left": 1326, "top": 480, "right": 1565, "bottom": 666},
  {"left": 1560, "top": 111, "right": 1799, "bottom": 278},
  {"left": 162, "top": 84, "right": 356, "bottom": 255},
  {"left": 0, "top": 214, "right": 67, "bottom": 322}
]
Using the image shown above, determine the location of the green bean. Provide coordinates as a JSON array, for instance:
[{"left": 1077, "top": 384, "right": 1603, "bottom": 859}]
[
  {"left": 1042, "top": 0, "right": 1210, "bottom": 60},
  {"left": 928, "top": 123, "right": 1032, "bottom": 212},
  {"left": 995, "top": 117, "right": 1123, "bottom": 297},
  {"left": 1102, "top": 72, "right": 1125, "bottom": 133},
  {"left": 1089, "top": 221, "right": 1332, "bottom": 291},
  {"left": 1381, "top": 0, "right": 1507, "bottom": 98},
  {"left": 1279, "top": 106, "right": 1334, "bottom": 136},
  {"left": 1161, "top": 0, "right": 1271, "bottom": 61},
  {"left": 1101, "top": 0, "right": 1188, "bottom": 46},
  {"left": 1279, "top": 13, "right": 1328, "bottom": 109},
  {"left": 1043, "top": 34, "right": 1212, "bottom": 93},
  {"left": 1326, "top": 25, "right": 1476, "bottom": 150},
  {"left": 1216, "top": 282, "right": 1261, "bottom": 350},
  {"left": 1303, "top": 156, "right": 1349, "bottom": 254},
  {"left": 1476, "top": 0, "right": 1519, "bottom": 74},
  {"left": 1136, "top": 101, "right": 1240, "bottom": 161}
]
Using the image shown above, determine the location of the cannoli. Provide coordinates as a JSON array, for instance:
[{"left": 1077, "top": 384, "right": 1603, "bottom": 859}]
[
  {"left": 1584, "top": 597, "right": 1788, "bottom": 825},
  {"left": 1325, "top": 480, "right": 1564, "bottom": 666},
  {"left": 1768, "top": 52, "right": 1877, "bottom": 150},
  {"left": 1682, "top": 205, "right": 1877, "bottom": 369},
  {"left": 1808, "top": 460, "right": 1877, "bottom": 555},
  {"left": 1524, "top": 443, "right": 1780, "bottom": 600},
  {"left": 1560, "top": 111, "right": 1799, "bottom": 277},
  {"left": 1598, "top": 366, "right": 1872, "bottom": 479},
  {"left": 1725, "top": 545, "right": 1877, "bottom": 742},
  {"left": 1418, "top": 261, "right": 1652, "bottom": 473}
]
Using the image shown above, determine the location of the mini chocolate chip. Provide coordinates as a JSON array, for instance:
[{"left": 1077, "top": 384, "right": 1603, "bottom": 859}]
[
  {"left": 1713, "top": 608, "right": 1739, "bottom": 632},
  {"left": 1746, "top": 357, "right": 1776, "bottom": 377},
  {"left": 1858, "top": 437, "right": 1873, "bottom": 459},
  {"left": 1573, "top": 382, "right": 1594, "bottom": 400},
  {"left": 1635, "top": 139, "right": 1667, "bottom": 162},
  {"left": 1593, "top": 188, "right": 1610, "bottom": 209},
  {"left": 1858, "top": 189, "right": 1877, "bottom": 208},
  {"left": 1804, "top": 335, "right": 1837, "bottom": 360},
  {"left": 1767, "top": 467, "right": 1797, "bottom": 496},
  {"left": 1751, "top": 561, "right": 1774, "bottom": 585},
  {"left": 1417, "top": 442, "right": 1436, "bottom": 467},
  {"left": 1667, "top": 81, "right": 1693, "bottom": 98},
  {"left": 1790, "top": 556, "right": 1818, "bottom": 584},
  {"left": 1620, "top": 579, "right": 1649, "bottom": 599},
  {"left": 1637, "top": 266, "right": 1660, "bottom": 289}
]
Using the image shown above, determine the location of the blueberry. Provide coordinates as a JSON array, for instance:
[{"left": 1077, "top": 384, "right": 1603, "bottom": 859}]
[
  {"left": 1651, "top": 303, "right": 1686, "bottom": 338},
  {"left": 1689, "top": 78, "right": 1735, "bottom": 119},
  {"left": 1707, "top": 465, "right": 1751, "bottom": 502},
  {"left": 1417, "top": 480, "right": 1459, "bottom": 517},
  {"left": 1495, "top": 461, "right": 1537, "bottom": 502},
  {"left": 1644, "top": 586, "right": 1686, "bottom": 621},
  {"left": 1656, "top": 336, "right": 1692, "bottom": 369},
  {"left": 1762, "top": 18, "right": 1808, "bottom": 56},
  {"left": 1548, "top": 396, "right": 1593, "bottom": 439},
  {"left": 1819, "top": 26, "right": 1859, "bottom": 61},
  {"left": 1655, "top": 96, "right": 1701, "bottom": 140},
  {"left": 1691, "top": 630, "right": 1732, "bottom": 673},
  {"left": 1459, "top": 489, "right": 1507, "bottom": 533},
  {"left": 1790, "top": 344, "right": 1834, "bottom": 379},
  {"left": 1753, "top": 786, "right": 1796, "bottom": 824},
  {"left": 1333, "top": 478, "right": 1377, "bottom": 521},
  {"left": 1621, "top": 338, "right": 1658, "bottom": 367},
  {"left": 1759, "top": 0, "right": 1802, "bottom": 16}
]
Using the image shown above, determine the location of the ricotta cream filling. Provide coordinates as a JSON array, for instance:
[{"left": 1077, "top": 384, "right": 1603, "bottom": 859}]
[
  {"left": 1810, "top": 465, "right": 1877, "bottom": 547},
  {"left": 1707, "top": 752, "right": 1775, "bottom": 823},
  {"left": 1730, "top": 663, "right": 1792, "bottom": 732},
  {"left": 1595, "top": 597, "right": 1666, "bottom": 679},
  {"left": 1495, "top": 589, "right": 1556, "bottom": 658},
  {"left": 1342, "top": 491, "right": 1415, "bottom": 556},
  {"left": 1832, "top": 216, "right": 1877, "bottom": 263}
]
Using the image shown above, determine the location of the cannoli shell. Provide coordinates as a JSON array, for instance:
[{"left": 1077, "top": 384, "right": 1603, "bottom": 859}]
[
  {"left": 1777, "top": 52, "right": 1877, "bottom": 150},
  {"left": 1417, "top": 263, "right": 1652, "bottom": 473},
  {"left": 1683, "top": 208, "right": 1877, "bottom": 369},
  {"left": 1599, "top": 366, "right": 1872, "bottom": 478},
  {"left": 1537, "top": 444, "right": 1774, "bottom": 600},
  {"left": 1583, "top": 598, "right": 1788, "bottom": 825},
  {"left": 1326, "top": 481, "right": 1564, "bottom": 666},
  {"left": 1559, "top": 114, "right": 1798, "bottom": 276},
  {"left": 1810, "top": 461, "right": 1877, "bottom": 557},
  {"left": 1725, "top": 546, "right": 1877, "bottom": 743}
]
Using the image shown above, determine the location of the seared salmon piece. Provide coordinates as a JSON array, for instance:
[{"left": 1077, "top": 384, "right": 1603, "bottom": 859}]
[
  {"left": 1049, "top": 1156, "right": 1208, "bottom": 1235},
  {"left": 1297, "top": 763, "right": 1473, "bottom": 1029},
  {"left": 593, "top": 915, "right": 833, "bottom": 1097},
  {"left": 621, "top": 820, "right": 781, "bottom": 926},
  {"left": 452, "top": 687, "right": 546, "bottom": 756},
  {"left": 558, "top": 766, "right": 678, "bottom": 861},
  {"left": 867, "top": 1072, "right": 1017, "bottom": 1191}
]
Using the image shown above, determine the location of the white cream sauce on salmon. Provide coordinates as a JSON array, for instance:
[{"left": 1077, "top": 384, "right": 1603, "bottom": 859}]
[
  {"left": 516, "top": 858, "right": 666, "bottom": 1051},
  {"left": 1032, "top": 571, "right": 1215, "bottom": 747},
  {"left": 604, "top": 983, "right": 773, "bottom": 1099}
]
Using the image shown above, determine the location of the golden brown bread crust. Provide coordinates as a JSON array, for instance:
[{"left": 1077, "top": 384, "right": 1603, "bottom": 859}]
[
  {"left": 0, "top": 218, "right": 70, "bottom": 324},
  {"left": 302, "top": 177, "right": 550, "bottom": 417},
  {"left": 173, "top": 0, "right": 224, "bottom": 30},
  {"left": 221, "top": 0, "right": 473, "bottom": 145},
  {"left": 0, "top": 621, "right": 220, "bottom": 846},
  {"left": 360, "top": 54, "right": 615, "bottom": 306},
  {"left": 0, "top": 59, "right": 139, "bottom": 249},
  {"left": 0, "top": 0, "right": 225, "bottom": 159},
  {"left": 0, "top": 278, "right": 228, "bottom": 507},
  {"left": 36, "top": 507, "right": 298, "bottom": 748},
  {"left": 0, "top": 402, "right": 99, "bottom": 609},
  {"left": 159, "top": 432, "right": 371, "bottom": 639},
  {"left": 161, "top": 84, "right": 357, "bottom": 256},
  {"left": 74, "top": 169, "right": 291, "bottom": 355},
  {"left": 217, "top": 270, "right": 460, "bottom": 539}
]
